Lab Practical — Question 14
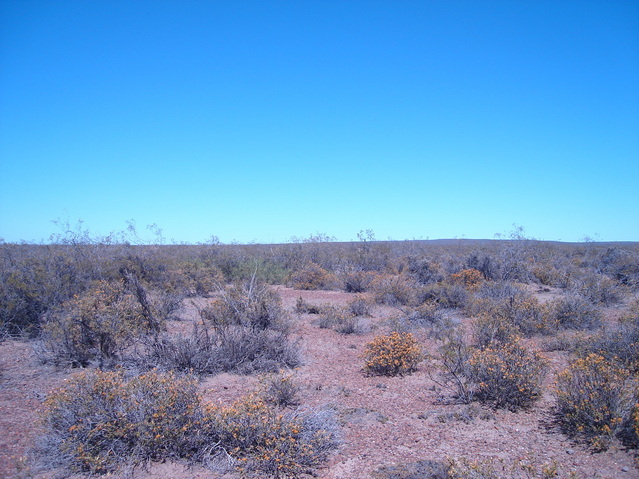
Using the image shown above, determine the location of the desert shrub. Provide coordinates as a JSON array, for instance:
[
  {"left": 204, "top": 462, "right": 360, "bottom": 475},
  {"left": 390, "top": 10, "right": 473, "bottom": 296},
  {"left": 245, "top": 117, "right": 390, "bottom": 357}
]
[
  {"left": 202, "top": 279, "right": 289, "bottom": 332},
  {"left": 317, "top": 306, "right": 362, "bottom": 335},
  {"left": 555, "top": 353, "right": 634, "bottom": 450},
  {"left": 259, "top": 372, "right": 300, "bottom": 407},
  {"left": 467, "top": 284, "right": 552, "bottom": 337},
  {"left": 446, "top": 456, "right": 567, "bottom": 479},
  {"left": 218, "top": 256, "right": 290, "bottom": 284},
  {"left": 432, "top": 328, "right": 476, "bottom": 404},
  {"left": 450, "top": 268, "right": 484, "bottom": 289},
  {"left": 546, "top": 294, "right": 601, "bottom": 330},
  {"left": 531, "top": 264, "right": 569, "bottom": 288},
  {"left": 182, "top": 261, "right": 224, "bottom": 296},
  {"left": 575, "top": 320, "right": 639, "bottom": 373},
  {"left": 199, "top": 279, "right": 300, "bottom": 374},
  {"left": 619, "top": 386, "right": 639, "bottom": 448},
  {"left": 342, "top": 270, "right": 376, "bottom": 293},
  {"left": 39, "top": 370, "right": 339, "bottom": 478},
  {"left": 211, "top": 393, "right": 340, "bottom": 477},
  {"left": 136, "top": 323, "right": 218, "bottom": 375},
  {"left": 465, "top": 253, "right": 500, "bottom": 281},
  {"left": 39, "top": 280, "right": 158, "bottom": 367},
  {"left": 419, "top": 283, "right": 469, "bottom": 309},
  {"left": 471, "top": 314, "right": 520, "bottom": 349},
  {"left": 39, "top": 369, "right": 207, "bottom": 474},
  {"left": 468, "top": 338, "right": 548, "bottom": 411},
  {"left": 290, "top": 262, "right": 339, "bottom": 290},
  {"left": 0, "top": 249, "right": 87, "bottom": 337},
  {"left": 404, "top": 256, "right": 445, "bottom": 285},
  {"left": 372, "top": 459, "right": 448, "bottom": 479},
  {"left": 213, "top": 325, "right": 301, "bottom": 374},
  {"left": 570, "top": 271, "right": 622, "bottom": 305},
  {"left": 348, "top": 295, "right": 373, "bottom": 317},
  {"left": 370, "top": 274, "right": 422, "bottom": 306},
  {"left": 294, "top": 297, "right": 322, "bottom": 314},
  {"left": 362, "top": 332, "right": 423, "bottom": 376},
  {"left": 394, "top": 302, "right": 440, "bottom": 330}
]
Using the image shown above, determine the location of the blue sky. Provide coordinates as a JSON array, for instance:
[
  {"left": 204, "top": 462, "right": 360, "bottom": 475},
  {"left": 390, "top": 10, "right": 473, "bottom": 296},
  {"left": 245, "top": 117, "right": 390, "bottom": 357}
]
[{"left": 1, "top": 0, "right": 638, "bottom": 244}]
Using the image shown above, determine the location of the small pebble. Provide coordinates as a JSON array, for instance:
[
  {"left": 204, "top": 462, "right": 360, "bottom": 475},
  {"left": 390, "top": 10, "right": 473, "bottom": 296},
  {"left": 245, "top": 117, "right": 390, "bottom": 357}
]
[
  {"left": 621, "top": 466, "right": 629, "bottom": 472},
  {"left": 566, "top": 449, "right": 574, "bottom": 455}
]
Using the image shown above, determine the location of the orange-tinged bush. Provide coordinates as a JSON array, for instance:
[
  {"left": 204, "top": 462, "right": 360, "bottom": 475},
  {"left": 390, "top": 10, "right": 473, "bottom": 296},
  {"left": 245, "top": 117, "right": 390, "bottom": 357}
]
[
  {"left": 451, "top": 268, "right": 484, "bottom": 289},
  {"left": 362, "top": 332, "right": 423, "bottom": 376},
  {"left": 290, "top": 262, "right": 339, "bottom": 290},
  {"left": 555, "top": 353, "right": 632, "bottom": 450},
  {"left": 468, "top": 338, "right": 548, "bottom": 411},
  {"left": 207, "top": 393, "right": 340, "bottom": 478},
  {"left": 40, "top": 370, "right": 340, "bottom": 477},
  {"left": 41, "top": 369, "right": 205, "bottom": 474}
]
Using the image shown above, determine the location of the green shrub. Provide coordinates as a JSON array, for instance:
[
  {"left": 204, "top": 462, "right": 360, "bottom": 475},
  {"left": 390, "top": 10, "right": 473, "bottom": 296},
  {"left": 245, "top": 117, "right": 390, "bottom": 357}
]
[
  {"left": 555, "top": 353, "right": 633, "bottom": 450},
  {"left": 468, "top": 338, "right": 548, "bottom": 411},
  {"left": 362, "top": 332, "right": 423, "bottom": 376}
]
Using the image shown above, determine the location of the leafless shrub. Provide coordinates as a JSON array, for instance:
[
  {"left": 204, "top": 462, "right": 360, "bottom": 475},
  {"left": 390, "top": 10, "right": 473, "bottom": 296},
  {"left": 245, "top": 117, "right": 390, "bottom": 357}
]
[
  {"left": 348, "top": 295, "right": 373, "bottom": 317},
  {"left": 201, "top": 278, "right": 289, "bottom": 332},
  {"left": 135, "top": 323, "right": 217, "bottom": 375},
  {"left": 294, "top": 296, "right": 322, "bottom": 314},
  {"left": 213, "top": 325, "right": 301, "bottom": 374},
  {"left": 342, "top": 270, "right": 376, "bottom": 293}
]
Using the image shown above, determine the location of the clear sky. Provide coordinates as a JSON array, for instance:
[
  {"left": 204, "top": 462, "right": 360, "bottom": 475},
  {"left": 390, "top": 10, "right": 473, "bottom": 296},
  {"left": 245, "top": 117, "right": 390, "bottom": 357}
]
[{"left": 1, "top": 0, "right": 638, "bottom": 244}]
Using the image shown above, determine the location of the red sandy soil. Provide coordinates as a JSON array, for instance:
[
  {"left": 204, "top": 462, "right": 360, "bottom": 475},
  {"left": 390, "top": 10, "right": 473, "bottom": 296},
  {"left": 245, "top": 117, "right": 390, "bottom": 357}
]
[{"left": 1, "top": 287, "right": 638, "bottom": 478}]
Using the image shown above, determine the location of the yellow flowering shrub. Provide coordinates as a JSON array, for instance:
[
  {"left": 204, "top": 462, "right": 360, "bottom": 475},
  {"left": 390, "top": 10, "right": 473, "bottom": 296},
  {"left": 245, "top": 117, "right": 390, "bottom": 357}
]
[
  {"left": 451, "top": 268, "right": 484, "bottom": 289},
  {"left": 468, "top": 338, "right": 548, "bottom": 411},
  {"left": 555, "top": 353, "right": 631, "bottom": 450},
  {"left": 41, "top": 369, "right": 204, "bottom": 474},
  {"left": 40, "top": 370, "right": 339, "bottom": 477},
  {"left": 207, "top": 393, "right": 340, "bottom": 478},
  {"left": 362, "top": 332, "right": 423, "bottom": 376}
]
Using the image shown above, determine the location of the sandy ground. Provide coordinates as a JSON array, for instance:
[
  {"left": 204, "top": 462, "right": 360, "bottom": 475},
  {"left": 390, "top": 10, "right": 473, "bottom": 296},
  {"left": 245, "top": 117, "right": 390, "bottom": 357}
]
[{"left": 1, "top": 287, "right": 638, "bottom": 478}]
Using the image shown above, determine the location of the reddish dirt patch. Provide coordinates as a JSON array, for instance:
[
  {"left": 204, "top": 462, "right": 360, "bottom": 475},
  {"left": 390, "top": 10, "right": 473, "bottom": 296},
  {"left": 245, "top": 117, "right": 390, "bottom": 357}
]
[{"left": 1, "top": 288, "right": 638, "bottom": 478}]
